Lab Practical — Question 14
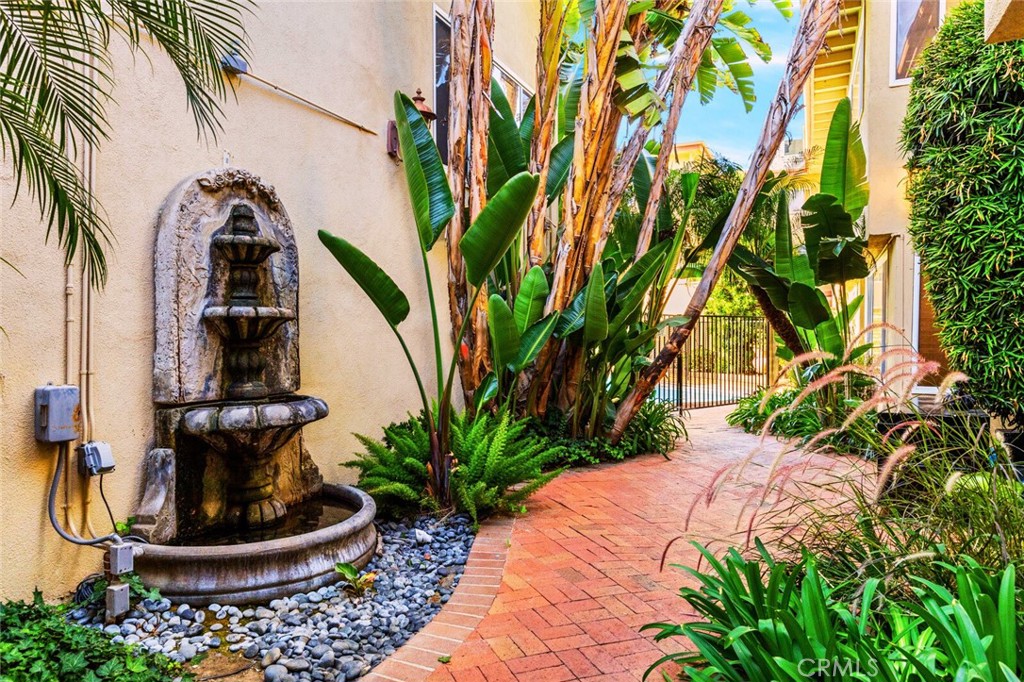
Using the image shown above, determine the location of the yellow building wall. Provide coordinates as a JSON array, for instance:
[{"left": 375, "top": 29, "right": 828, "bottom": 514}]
[{"left": 0, "top": 0, "right": 538, "bottom": 601}]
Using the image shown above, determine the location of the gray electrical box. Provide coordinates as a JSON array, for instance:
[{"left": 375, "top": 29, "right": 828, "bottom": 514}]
[
  {"left": 108, "top": 544, "right": 134, "bottom": 575},
  {"left": 78, "top": 441, "right": 115, "bottom": 476},
  {"left": 34, "top": 384, "right": 81, "bottom": 443}
]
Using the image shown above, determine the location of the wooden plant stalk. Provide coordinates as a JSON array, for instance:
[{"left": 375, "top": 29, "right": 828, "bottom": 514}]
[
  {"left": 632, "top": 0, "right": 725, "bottom": 259},
  {"left": 526, "top": 0, "right": 567, "bottom": 265},
  {"left": 447, "top": 0, "right": 495, "bottom": 402},
  {"left": 609, "top": 0, "right": 843, "bottom": 441}
]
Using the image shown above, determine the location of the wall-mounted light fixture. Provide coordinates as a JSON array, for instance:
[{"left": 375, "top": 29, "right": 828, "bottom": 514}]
[{"left": 387, "top": 89, "right": 436, "bottom": 159}]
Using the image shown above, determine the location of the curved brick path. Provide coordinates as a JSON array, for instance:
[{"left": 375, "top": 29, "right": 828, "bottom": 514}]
[{"left": 364, "top": 407, "right": 854, "bottom": 682}]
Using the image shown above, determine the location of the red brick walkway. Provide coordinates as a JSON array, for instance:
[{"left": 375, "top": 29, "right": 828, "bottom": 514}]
[{"left": 367, "top": 407, "right": 857, "bottom": 682}]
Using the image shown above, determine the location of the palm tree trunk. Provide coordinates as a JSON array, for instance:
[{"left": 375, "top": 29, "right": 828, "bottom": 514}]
[
  {"left": 609, "top": 0, "right": 843, "bottom": 442},
  {"left": 750, "top": 284, "right": 805, "bottom": 358}
]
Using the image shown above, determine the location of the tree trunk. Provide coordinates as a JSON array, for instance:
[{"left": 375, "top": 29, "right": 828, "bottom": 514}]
[
  {"left": 633, "top": 0, "right": 726, "bottom": 259},
  {"left": 750, "top": 283, "right": 805, "bottom": 358},
  {"left": 609, "top": 0, "right": 842, "bottom": 442},
  {"left": 526, "top": 0, "right": 566, "bottom": 265},
  {"left": 447, "top": 0, "right": 494, "bottom": 405}
]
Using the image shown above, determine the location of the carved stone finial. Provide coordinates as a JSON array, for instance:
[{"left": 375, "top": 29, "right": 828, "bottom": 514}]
[{"left": 196, "top": 168, "right": 282, "bottom": 210}]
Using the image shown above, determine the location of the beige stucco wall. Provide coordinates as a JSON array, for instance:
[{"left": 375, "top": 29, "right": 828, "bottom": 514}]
[
  {"left": 985, "top": 0, "right": 1024, "bottom": 42},
  {"left": 860, "top": 0, "right": 963, "bottom": 348},
  {"left": 0, "top": 0, "right": 538, "bottom": 601}
]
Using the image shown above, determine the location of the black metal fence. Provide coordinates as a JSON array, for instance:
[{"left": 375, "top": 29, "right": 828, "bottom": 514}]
[{"left": 654, "top": 315, "right": 772, "bottom": 410}]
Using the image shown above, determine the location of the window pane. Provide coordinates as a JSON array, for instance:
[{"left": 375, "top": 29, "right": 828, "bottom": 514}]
[
  {"left": 894, "top": 0, "right": 941, "bottom": 81},
  {"left": 435, "top": 15, "right": 451, "bottom": 163}
]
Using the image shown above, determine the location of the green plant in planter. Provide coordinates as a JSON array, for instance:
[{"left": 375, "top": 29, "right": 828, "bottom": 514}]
[
  {"left": 901, "top": 0, "right": 1024, "bottom": 427},
  {"left": 320, "top": 91, "right": 539, "bottom": 508}
]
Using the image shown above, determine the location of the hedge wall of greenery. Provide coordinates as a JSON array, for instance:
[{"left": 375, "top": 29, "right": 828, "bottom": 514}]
[{"left": 901, "top": 0, "right": 1024, "bottom": 424}]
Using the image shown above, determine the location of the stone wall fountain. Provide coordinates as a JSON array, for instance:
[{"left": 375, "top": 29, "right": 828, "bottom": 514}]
[{"left": 131, "top": 168, "right": 376, "bottom": 605}]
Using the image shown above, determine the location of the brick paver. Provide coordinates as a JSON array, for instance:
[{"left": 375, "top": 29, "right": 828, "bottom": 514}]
[{"left": 368, "top": 407, "right": 860, "bottom": 682}]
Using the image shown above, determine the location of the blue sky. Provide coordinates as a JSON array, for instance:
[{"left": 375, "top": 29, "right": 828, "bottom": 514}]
[{"left": 675, "top": 2, "right": 803, "bottom": 167}]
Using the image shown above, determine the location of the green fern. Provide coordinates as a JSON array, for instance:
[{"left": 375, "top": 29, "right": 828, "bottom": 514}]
[
  {"left": 450, "top": 412, "right": 566, "bottom": 528},
  {"left": 347, "top": 409, "right": 565, "bottom": 524}
]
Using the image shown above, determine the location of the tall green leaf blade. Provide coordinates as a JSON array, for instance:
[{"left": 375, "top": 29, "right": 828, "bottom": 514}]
[
  {"left": 519, "top": 95, "right": 536, "bottom": 161},
  {"left": 583, "top": 263, "right": 609, "bottom": 342},
  {"left": 512, "top": 313, "right": 559, "bottom": 372},
  {"left": 788, "top": 282, "right": 831, "bottom": 330},
  {"left": 487, "top": 77, "right": 527, "bottom": 197},
  {"left": 819, "top": 97, "right": 869, "bottom": 222},
  {"left": 487, "top": 294, "right": 521, "bottom": 369},
  {"left": 394, "top": 92, "right": 454, "bottom": 250},
  {"left": 546, "top": 135, "right": 575, "bottom": 203},
  {"left": 318, "top": 230, "right": 410, "bottom": 326},
  {"left": 555, "top": 287, "right": 587, "bottom": 338},
  {"left": 461, "top": 172, "right": 540, "bottom": 287},
  {"left": 514, "top": 266, "right": 549, "bottom": 333}
]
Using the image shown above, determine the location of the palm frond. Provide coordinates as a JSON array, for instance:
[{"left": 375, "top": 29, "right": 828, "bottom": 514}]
[{"left": 0, "top": 0, "right": 253, "bottom": 285}]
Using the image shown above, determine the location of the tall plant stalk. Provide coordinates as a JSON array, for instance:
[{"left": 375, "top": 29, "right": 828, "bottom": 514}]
[{"left": 610, "top": 0, "right": 844, "bottom": 441}]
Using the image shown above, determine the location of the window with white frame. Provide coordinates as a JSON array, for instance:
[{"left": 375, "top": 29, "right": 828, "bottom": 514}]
[
  {"left": 891, "top": 0, "right": 945, "bottom": 84},
  {"left": 434, "top": 10, "right": 532, "bottom": 164}
]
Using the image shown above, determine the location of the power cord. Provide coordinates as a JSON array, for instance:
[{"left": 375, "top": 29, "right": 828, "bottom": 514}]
[
  {"left": 99, "top": 473, "right": 118, "bottom": 534},
  {"left": 49, "top": 444, "right": 121, "bottom": 548}
]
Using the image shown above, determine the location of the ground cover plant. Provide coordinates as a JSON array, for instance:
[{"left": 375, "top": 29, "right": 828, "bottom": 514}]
[
  {"left": 901, "top": 0, "right": 1024, "bottom": 428},
  {"left": 0, "top": 594, "right": 186, "bottom": 682}
]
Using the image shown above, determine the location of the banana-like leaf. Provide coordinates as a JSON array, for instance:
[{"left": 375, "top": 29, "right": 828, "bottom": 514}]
[
  {"left": 555, "top": 286, "right": 587, "bottom": 338},
  {"left": 560, "top": 62, "right": 583, "bottom": 137},
  {"left": 318, "top": 230, "right": 410, "bottom": 327},
  {"left": 816, "top": 236, "right": 870, "bottom": 285},
  {"left": 710, "top": 37, "right": 756, "bottom": 113},
  {"left": 461, "top": 172, "right": 540, "bottom": 287},
  {"left": 773, "top": 193, "right": 815, "bottom": 287},
  {"left": 474, "top": 372, "right": 498, "bottom": 412},
  {"left": 583, "top": 263, "right": 609, "bottom": 342},
  {"left": 610, "top": 256, "right": 662, "bottom": 335},
  {"left": 487, "top": 294, "right": 521, "bottom": 370},
  {"left": 619, "top": 239, "right": 670, "bottom": 293},
  {"left": 802, "top": 193, "right": 854, "bottom": 278},
  {"left": 514, "top": 266, "right": 549, "bottom": 333},
  {"left": 788, "top": 282, "right": 831, "bottom": 331},
  {"left": 820, "top": 98, "right": 869, "bottom": 223},
  {"left": 814, "top": 317, "right": 845, "bottom": 358},
  {"left": 487, "top": 77, "right": 528, "bottom": 197},
  {"left": 512, "top": 313, "right": 559, "bottom": 372},
  {"left": 546, "top": 135, "right": 575, "bottom": 203},
  {"left": 393, "top": 92, "right": 454, "bottom": 250},
  {"left": 519, "top": 95, "right": 536, "bottom": 161}
]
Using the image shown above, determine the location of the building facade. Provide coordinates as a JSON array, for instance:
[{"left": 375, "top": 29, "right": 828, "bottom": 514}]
[{"left": 0, "top": 1, "right": 539, "bottom": 601}]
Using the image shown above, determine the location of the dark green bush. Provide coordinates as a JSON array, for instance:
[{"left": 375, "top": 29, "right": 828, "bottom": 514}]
[
  {"left": 0, "top": 594, "right": 185, "bottom": 682},
  {"left": 901, "top": 0, "right": 1024, "bottom": 425}
]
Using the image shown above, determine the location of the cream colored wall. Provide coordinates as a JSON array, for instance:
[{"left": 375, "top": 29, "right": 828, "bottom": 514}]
[
  {"left": 860, "top": 0, "right": 961, "bottom": 348},
  {"left": 0, "top": 0, "right": 538, "bottom": 601}
]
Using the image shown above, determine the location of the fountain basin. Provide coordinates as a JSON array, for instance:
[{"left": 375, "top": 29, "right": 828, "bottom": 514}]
[
  {"left": 132, "top": 485, "right": 377, "bottom": 605},
  {"left": 203, "top": 305, "right": 296, "bottom": 343},
  {"left": 182, "top": 395, "right": 328, "bottom": 457}
]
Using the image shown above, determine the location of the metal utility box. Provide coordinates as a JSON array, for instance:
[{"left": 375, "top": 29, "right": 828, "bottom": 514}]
[{"left": 34, "top": 385, "right": 81, "bottom": 443}]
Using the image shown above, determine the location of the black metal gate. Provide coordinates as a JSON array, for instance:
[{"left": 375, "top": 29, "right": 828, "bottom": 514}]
[{"left": 654, "top": 315, "right": 772, "bottom": 410}]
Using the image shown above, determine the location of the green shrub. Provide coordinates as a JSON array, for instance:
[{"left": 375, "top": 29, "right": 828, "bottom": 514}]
[
  {"left": 901, "top": 0, "right": 1024, "bottom": 425},
  {"left": 526, "top": 399, "right": 687, "bottom": 466},
  {"left": 0, "top": 594, "right": 186, "bottom": 682},
  {"left": 645, "top": 544, "right": 1024, "bottom": 682},
  {"left": 347, "top": 409, "right": 564, "bottom": 525},
  {"left": 449, "top": 411, "right": 564, "bottom": 527}
]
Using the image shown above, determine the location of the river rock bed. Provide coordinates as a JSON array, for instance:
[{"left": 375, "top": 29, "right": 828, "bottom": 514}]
[{"left": 70, "top": 514, "right": 475, "bottom": 681}]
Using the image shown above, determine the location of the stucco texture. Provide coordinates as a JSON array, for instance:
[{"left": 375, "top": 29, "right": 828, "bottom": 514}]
[{"left": 0, "top": 0, "right": 538, "bottom": 601}]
